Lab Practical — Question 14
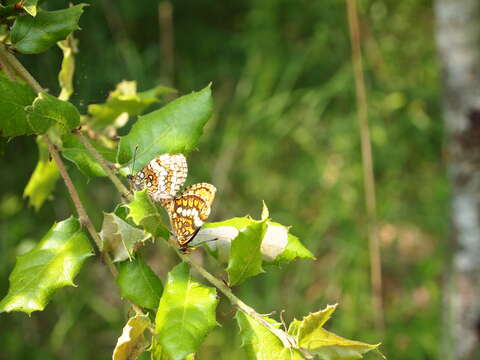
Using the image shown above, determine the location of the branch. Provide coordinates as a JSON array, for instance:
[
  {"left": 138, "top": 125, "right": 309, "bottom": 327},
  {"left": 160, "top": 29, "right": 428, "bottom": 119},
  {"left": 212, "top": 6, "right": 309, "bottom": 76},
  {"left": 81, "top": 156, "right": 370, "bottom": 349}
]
[
  {"left": 172, "top": 243, "right": 311, "bottom": 357},
  {"left": 73, "top": 129, "right": 132, "bottom": 201},
  {"left": 0, "top": 44, "right": 43, "bottom": 93},
  {"left": 0, "top": 45, "right": 143, "bottom": 315},
  {"left": 346, "top": 0, "right": 384, "bottom": 330}
]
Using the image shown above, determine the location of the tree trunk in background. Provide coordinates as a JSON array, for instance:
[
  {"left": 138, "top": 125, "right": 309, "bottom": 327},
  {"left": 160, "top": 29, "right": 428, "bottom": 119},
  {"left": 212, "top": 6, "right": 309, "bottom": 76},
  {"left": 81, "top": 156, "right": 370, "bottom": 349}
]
[{"left": 435, "top": 1, "right": 480, "bottom": 359}]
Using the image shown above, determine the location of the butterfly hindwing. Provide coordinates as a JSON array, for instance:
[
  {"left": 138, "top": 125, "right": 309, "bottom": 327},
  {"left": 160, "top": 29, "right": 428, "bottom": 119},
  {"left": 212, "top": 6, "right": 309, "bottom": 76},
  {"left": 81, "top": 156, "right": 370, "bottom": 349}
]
[{"left": 170, "top": 183, "right": 216, "bottom": 247}]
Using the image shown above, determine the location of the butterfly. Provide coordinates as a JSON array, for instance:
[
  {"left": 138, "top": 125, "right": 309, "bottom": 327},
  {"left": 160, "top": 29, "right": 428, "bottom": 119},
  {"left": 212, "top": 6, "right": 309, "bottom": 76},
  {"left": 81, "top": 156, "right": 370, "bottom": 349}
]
[
  {"left": 166, "top": 182, "right": 217, "bottom": 250},
  {"left": 131, "top": 153, "right": 188, "bottom": 206}
]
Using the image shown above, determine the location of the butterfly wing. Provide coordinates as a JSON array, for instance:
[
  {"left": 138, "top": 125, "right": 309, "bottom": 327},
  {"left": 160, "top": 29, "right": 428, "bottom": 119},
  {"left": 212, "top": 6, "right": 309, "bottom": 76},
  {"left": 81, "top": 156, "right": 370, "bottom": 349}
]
[
  {"left": 170, "top": 183, "right": 216, "bottom": 247},
  {"left": 133, "top": 154, "right": 188, "bottom": 204}
]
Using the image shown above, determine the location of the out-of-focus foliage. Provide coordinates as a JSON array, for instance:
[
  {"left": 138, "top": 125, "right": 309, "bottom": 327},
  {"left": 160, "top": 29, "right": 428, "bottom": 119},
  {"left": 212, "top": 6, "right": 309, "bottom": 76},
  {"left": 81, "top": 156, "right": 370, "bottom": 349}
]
[{"left": 0, "top": 0, "right": 445, "bottom": 359}]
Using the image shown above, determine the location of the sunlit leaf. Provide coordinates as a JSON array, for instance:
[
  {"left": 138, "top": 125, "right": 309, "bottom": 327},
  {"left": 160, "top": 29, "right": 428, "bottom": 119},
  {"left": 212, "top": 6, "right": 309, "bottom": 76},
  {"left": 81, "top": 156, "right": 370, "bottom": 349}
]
[
  {"left": 124, "top": 189, "right": 169, "bottom": 239},
  {"left": 26, "top": 92, "right": 80, "bottom": 134},
  {"left": 236, "top": 312, "right": 303, "bottom": 360},
  {"left": 274, "top": 233, "right": 314, "bottom": 264},
  {"left": 227, "top": 220, "right": 266, "bottom": 286},
  {"left": 99, "top": 212, "right": 150, "bottom": 262},
  {"left": 154, "top": 263, "right": 217, "bottom": 360},
  {"left": 0, "top": 217, "right": 93, "bottom": 314},
  {"left": 192, "top": 203, "right": 313, "bottom": 265},
  {"left": 291, "top": 304, "right": 380, "bottom": 360},
  {"left": 23, "top": 0, "right": 38, "bottom": 16},
  {"left": 117, "top": 256, "right": 163, "bottom": 310},
  {"left": 24, "top": 136, "right": 59, "bottom": 210},
  {"left": 117, "top": 85, "right": 212, "bottom": 172},
  {"left": 87, "top": 81, "right": 175, "bottom": 131},
  {"left": 0, "top": 76, "right": 36, "bottom": 137},
  {"left": 57, "top": 35, "right": 77, "bottom": 100},
  {"left": 10, "top": 4, "right": 87, "bottom": 54},
  {"left": 113, "top": 314, "right": 151, "bottom": 360},
  {"left": 61, "top": 133, "right": 116, "bottom": 178}
]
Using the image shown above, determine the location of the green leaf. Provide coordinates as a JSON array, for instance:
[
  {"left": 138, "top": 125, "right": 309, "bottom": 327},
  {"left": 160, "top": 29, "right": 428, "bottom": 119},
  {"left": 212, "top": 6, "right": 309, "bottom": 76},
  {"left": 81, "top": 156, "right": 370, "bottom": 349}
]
[
  {"left": 227, "top": 220, "right": 266, "bottom": 286},
  {"left": 23, "top": 0, "right": 39, "bottom": 16},
  {"left": 57, "top": 35, "right": 77, "bottom": 101},
  {"left": 117, "top": 256, "right": 163, "bottom": 310},
  {"left": 26, "top": 92, "right": 80, "bottom": 134},
  {"left": 88, "top": 81, "right": 174, "bottom": 131},
  {"left": 113, "top": 314, "right": 151, "bottom": 360},
  {"left": 61, "top": 133, "right": 116, "bottom": 178},
  {"left": 124, "top": 189, "right": 170, "bottom": 239},
  {"left": 154, "top": 262, "right": 218, "bottom": 360},
  {"left": 117, "top": 85, "right": 213, "bottom": 172},
  {"left": 236, "top": 312, "right": 303, "bottom": 360},
  {"left": 99, "top": 212, "right": 150, "bottom": 262},
  {"left": 194, "top": 202, "right": 314, "bottom": 265},
  {"left": 0, "top": 217, "right": 93, "bottom": 314},
  {"left": 23, "top": 136, "right": 60, "bottom": 210},
  {"left": 292, "top": 305, "right": 379, "bottom": 360},
  {"left": 0, "top": 75, "right": 36, "bottom": 137},
  {"left": 274, "top": 233, "right": 314, "bottom": 264},
  {"left": 10, "top": 4, "right": 87, "bottom": 54}
]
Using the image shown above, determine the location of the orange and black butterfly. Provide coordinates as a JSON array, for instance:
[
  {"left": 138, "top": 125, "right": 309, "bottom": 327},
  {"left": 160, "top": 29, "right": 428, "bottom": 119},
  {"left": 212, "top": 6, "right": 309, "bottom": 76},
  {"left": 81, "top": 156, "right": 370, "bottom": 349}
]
[
  {"left": 131, "top": 153, "right": 188, "bottom": 207},
  {"left": 166, "top": 182, "right": 216, "bottom": 250}
]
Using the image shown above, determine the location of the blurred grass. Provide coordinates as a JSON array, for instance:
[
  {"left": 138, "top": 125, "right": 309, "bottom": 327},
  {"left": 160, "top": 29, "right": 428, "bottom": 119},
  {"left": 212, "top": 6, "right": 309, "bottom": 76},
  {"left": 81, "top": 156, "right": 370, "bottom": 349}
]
[{"left": 0, "top": 0, "right": 447, "bottom": 359}]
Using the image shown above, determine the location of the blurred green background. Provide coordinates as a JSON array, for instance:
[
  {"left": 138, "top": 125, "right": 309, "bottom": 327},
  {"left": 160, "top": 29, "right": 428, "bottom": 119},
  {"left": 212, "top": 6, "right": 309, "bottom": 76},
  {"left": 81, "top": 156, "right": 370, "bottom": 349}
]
[{"left": 0, "top": 0, "right": 447, "bottom": 359}]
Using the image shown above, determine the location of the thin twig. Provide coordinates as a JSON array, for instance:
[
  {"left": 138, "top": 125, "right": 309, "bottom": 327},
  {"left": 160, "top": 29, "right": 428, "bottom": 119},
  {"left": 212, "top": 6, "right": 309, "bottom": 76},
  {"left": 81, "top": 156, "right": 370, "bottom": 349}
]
[
  {"left": 173, "top": 245, "right": 311, "bottom": 356},
  {"left": 0, "top": 47, "right": 16, "bottom": 81},
  {"left": 1, "top": 46, "right": 143, "bottom": 315},
  {"left": 346, "top": 0, "right": 384, "bottom": 330},
  {"left": 0, "top": 45, "right": 43, "bottom": 93},
  {"left": 73, "top": 130, "right": 132, "bottom": 201},
  {"left": 158, "top": 0, "right": 175, "bottom": 86}
]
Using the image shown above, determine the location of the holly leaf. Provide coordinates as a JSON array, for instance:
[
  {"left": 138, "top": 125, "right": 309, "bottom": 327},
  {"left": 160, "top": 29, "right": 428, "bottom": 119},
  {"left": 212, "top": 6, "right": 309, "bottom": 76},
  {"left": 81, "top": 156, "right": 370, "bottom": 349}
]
[
  {"left": 61, "top": 133, "right": 116, "bottom": 178},
  {"left": 0, "top": 217, "right": 93, "bottom": 314},
  {"left": 22, "top": 0, "right": 38, "bottom": 16},
  {"left": 0, "top": 75, "right": 36, "bottom": 137},
  {"left": 291, "top": 305, "right": 380, "bottom": 360},
  {"left": 99, "top": 212, "right": 150, "bottom": 262},
  {"left": 113, "top": 314, "right": 151, "bottom": 360},
  {"left": 117, "top": 85, "right": 213, "bottom": 173},
  {"left": 154, "top": 262, "right": 218, "bottom": 360},
  {"left": 57, "top": 35, "right": 77, "bottom": 101},
  {"left": 236, "top": 312, "right": 303, "bottom": 360},
  {"left": 124, "top": 189, "right": 170, "bottom": 239},
  {"left": 23, "top": 136, "right": 60, "bottom": 210},
  {"left": 192, "top": 202, "right": 313, "bottom": 265},
  {"left": 26, "top": 92, "right": 80, "bottom": 134},
  {"left": 117, "top": 256, "right": 163, "bottom": 310},
  {"left": 88, "top": 81, "right": 176, "bottom": 131},
  {"left": 227, "top": 220, "right": 266, "bottom": 286},
  {"left": 10, "top": 4, "right": 87, "bottom": 54}
]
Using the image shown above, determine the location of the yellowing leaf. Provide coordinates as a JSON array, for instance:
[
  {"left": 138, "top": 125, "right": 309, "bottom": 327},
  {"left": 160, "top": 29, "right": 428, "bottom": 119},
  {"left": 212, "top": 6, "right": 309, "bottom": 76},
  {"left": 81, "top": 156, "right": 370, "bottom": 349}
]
[
  {"left": 99, "top": 212, "right": 150, "bottom": 262},
  {"left": 24, "top": 136, "right": 59, "bottom": 211},
  {"left": 113, "top": 314, "right": 151, "bottom": 360},
  {"left": 236, "top": 312, "right": 303, "bottom": 360},
  {"left": 294, "top": 305, "right": 380, "bottom": 360},
  {"left": 57, "top": 35, "right": 77, "bottom": 101}
]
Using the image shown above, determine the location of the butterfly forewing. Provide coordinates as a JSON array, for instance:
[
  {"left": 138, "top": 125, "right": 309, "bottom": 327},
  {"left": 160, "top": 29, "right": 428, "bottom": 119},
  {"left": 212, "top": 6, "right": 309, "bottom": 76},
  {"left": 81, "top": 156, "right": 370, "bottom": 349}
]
[
  {"left": 133, "top": 153, "right": 188, "bottom": 203},
  {"left": 170, "top": 183, "right": 216, "bottom": 247}
]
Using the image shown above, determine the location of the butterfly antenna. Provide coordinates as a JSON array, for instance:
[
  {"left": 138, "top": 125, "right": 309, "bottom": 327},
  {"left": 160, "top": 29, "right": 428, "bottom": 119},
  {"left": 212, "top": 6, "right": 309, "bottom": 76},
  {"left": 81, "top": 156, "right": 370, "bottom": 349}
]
[{"left": 131, "top": 145, "right": 139, "bottom": 176}]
